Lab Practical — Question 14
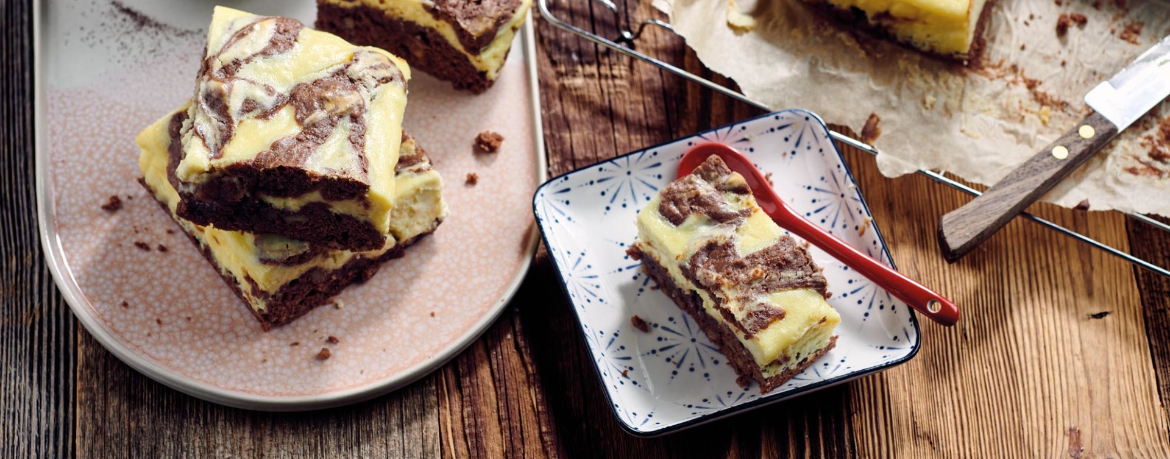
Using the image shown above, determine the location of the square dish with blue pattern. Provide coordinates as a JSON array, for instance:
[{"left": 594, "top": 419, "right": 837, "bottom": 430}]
[{"left": 531, "top": 109, "right": 921, "bottom": 436}]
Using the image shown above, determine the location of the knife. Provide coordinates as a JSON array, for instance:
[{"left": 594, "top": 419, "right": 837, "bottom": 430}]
[{"left": 938, "top": 35, "right": 1170, "bottom": 263}]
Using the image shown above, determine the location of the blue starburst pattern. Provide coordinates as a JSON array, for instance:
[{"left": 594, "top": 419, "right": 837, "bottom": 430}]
[
  {"left": 589, "top": 150, "right": 667, "bottom": 217},
  {"left": 533, "top": 109, "right": 921, "bottom": 435},
  {"left": 642, "top": 315, "right": 722, "bottom": 384}
]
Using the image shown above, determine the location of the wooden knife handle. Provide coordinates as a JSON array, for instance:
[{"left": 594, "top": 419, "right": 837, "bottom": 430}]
[{"left": 938, "top": 111, "right": 1119, "bottom": 262}]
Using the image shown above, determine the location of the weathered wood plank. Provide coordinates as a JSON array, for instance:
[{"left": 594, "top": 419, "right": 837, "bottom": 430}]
[
  {"left": 0, "top": 1, "right": 76, "bottom": 458},
  {"left": 834, "top": 130, "right": 1170, "bottom": 458},
  {"left": 76, "top": 327, "right": 441, "bottom": 458}
]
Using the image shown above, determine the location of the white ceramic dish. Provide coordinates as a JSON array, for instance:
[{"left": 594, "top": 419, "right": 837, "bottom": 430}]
[
  {"left": 35, "top": 0, "right": 544, "bottom": 410},
  {"left": 533, "top": 109, "right": 921, "bottom": 435}
]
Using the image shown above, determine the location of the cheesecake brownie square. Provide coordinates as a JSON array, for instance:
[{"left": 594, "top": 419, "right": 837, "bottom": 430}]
[
  {"left": 629, "top": 156, "right": 841, "bottom": 392},
  {"left": 316, "top": 0, "right": 533, "bottom": 93},
  {"left": 139, "top": 104, "right": 448, "bottom": 330},
  {"left": 171, "top": 7, "right": 413, "bottom": 251},
  {"left": 800, "top": 0, "right": 992, "bottom": 62}
]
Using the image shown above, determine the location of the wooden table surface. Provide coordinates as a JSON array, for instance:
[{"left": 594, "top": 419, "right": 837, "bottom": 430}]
[{"left": 6, "top": 0, "right": 1170, "bottom": 457}]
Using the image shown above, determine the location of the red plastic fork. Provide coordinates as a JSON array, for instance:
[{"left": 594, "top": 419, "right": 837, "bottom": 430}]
[{"left": 679, "top": 143, "right": 960, "bottom": 326}]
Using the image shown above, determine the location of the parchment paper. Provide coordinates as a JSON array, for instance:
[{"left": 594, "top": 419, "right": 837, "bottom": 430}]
[{"left": 653, "top": 0, "right": 1170, "bottom": 215}]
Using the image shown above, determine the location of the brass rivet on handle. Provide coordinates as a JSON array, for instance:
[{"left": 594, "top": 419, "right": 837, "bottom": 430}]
[
  {"left": 1078, "top": 125, "right": 1096, "bottom": 139},
  {"left": 1052, "top": 145, "right": 1069, "bottom": 159}
]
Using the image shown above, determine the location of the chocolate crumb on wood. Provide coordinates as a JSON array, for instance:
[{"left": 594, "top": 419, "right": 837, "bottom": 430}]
[
  {"left": 326, "top": 335, "right": 340, "bottom": 344},
  {"left": 133, "top": 241, "right": 151, "bottom": 251},
  {"left": 860, "top": 113, "right": 882, "bottom": 144},
  {"left": 316, "top": 348, "right": 332, "bottom": 360},
  {"left": 101, "top": 195, "right": 123, "bottom": 212},
  {"left": 465, "top": 172, "right": 479, "bottom": 185},
  {"left": 630, "top": 315, "right": 650, "bottom": 333},
  {"left": 474, "top": 131, "right": 504, "bottom": 153}
]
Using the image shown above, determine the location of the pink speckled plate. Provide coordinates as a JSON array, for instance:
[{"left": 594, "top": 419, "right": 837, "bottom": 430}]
[{"left": 34, "top": 1, "right": 544, "bottom": 410}]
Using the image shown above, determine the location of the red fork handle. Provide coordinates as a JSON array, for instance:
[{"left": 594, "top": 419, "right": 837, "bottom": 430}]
[{"left": 755, "top": 185, "right": 961, "bottom": 326}]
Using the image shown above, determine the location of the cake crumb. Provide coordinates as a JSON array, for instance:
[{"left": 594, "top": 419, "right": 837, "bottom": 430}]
[
  {"left": 165, "top": 229, "right": 175, "bottom": 235},
  {"left": 465, "top": 172, "right": 479, "bottom": 185},
  {"left": 156, "top": 244, "right": 168, "bottom": 252},
  {"left": 430, "top": 311, "right": 436, "bottom": 317},
  {"left": 474, "top": 131, "right": 504, "bottom": 153},
  {"left": 120, "top": 301, "right": 129, "bottom": 308},
  {"left": 858, "top": 216, "right": 872, "bottom": 236},
  {"left": 133, "top": 241, "right": 151, "bottom": 251},
  {"left": 1087, "top": 311, "right": 1111, "bottom": 319},
  {"left": 630, "top": 315, "right": 650, "bottom": 333},
  {"left": 1053, "top": 0, "right": 1062, "bottom": 5},
  {"left": 764, "top": 172, "right": 774, "bottom": 187},
  {"left": 156, "top": 318, "right": 162, "bottom": 325},
  {"left": 860, "top": 113, "right": 882, "bottom": 144},
  {"left": 290, "top": 341, "right": 300, "bottom": 347},
  {"left": 725, "top": 0, "right": 756, "bottom": 32},
  {"left": 1092, "top": 0, "right": 1102, "bottom": 8},
  {"left": 334, "top": 300, "right": 345, "bottom": 309},
  {"left": 621, "top": 369, "right": 629, "bottom": 378},
  {"left": 316, "top": 348, "right": 332, "bottom": 360},
  {"left": 101, "top": 195, "right": 123, "bottom": 213},
  {"left": 326, "top": 336, "right": 340, "bottom": 344},
  {"left": 1119, "top": 21, "right": 1143, "bottom": 45},
  {"left": 1056, "top": 15, "right": 1071, "bottom": 36},
  {"left": 1074, "top": 199, "right": 1090, "bottom": 211}
]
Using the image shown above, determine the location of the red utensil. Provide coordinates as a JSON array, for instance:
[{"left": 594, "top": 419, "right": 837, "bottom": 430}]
[{"left": 679, "top": 143, "right": 960, "bottom": 326}]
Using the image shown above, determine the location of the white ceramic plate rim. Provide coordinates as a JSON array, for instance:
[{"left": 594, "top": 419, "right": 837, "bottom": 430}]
[
  {"left": 33, "top": 4, "right": 547, "bottom": 411},
  {"left": 532, "top": 108, "right": 922, "bottom": 435}
]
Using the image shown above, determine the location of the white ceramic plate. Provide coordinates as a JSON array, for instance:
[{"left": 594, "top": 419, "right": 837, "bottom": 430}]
[
  {"left": 35, "top": 0, "right": 544, "bottom": 410},
  {"left": 533, "top": 109, "right": 921, "bottom": 435}
]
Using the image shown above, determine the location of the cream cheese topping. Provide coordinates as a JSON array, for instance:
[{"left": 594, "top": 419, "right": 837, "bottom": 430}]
[
  {"left": 176, "top": 6, "right": 412, "bottom": 234},
  {"left": 633, "top": 162, "right": 840, "bottom": 370}
]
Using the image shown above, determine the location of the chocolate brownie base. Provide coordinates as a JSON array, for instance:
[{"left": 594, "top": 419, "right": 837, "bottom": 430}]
[
  {"left": 175, "top": 192, "right": 386, "bottom": 252},
  {"left": 801, "top": 0, "right": 993, "bottom": 65},
  {"left": 635, "top": 247, "right": 837, "bottom": 393},
  {"left": 142, "top": 179, "right": 437, "bottom": 331},
  {"left": 316, "top": 2, "right": 498, "bottom": 93}
]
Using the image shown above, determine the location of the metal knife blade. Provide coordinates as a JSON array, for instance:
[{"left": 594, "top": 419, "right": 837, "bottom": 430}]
[{"left": 1084, "top": 34, "right": 1170, "bottom": 131}]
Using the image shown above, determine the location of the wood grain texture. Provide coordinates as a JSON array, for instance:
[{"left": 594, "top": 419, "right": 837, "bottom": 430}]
[
  {"left": 835, "top": 127, "right": 1170, "bottom": 458},
  {"left": 938, "top": 111, "right": 1121, "bottom": 262},
  {"left": 0, "top": 1, "right": 77, "bottom": 459},
  {"left": 6, "top": 0, "right": 1170, "bottom": 457}
]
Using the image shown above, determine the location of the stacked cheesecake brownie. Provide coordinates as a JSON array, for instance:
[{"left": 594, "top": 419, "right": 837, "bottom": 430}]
[
  {"left": 628, "top": 156, "right": 840, "bottom": 392},
  {"left": 316, "top": 0, "right": 533, "bottom": 93},
  {"left": 138, "top": 7, "right": 447, "bottom": 330}
]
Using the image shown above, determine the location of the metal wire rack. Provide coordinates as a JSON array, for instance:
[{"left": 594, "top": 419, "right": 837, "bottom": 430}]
[{"left": 536, "top": 0, "right": 1170, "bottom": 278}]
